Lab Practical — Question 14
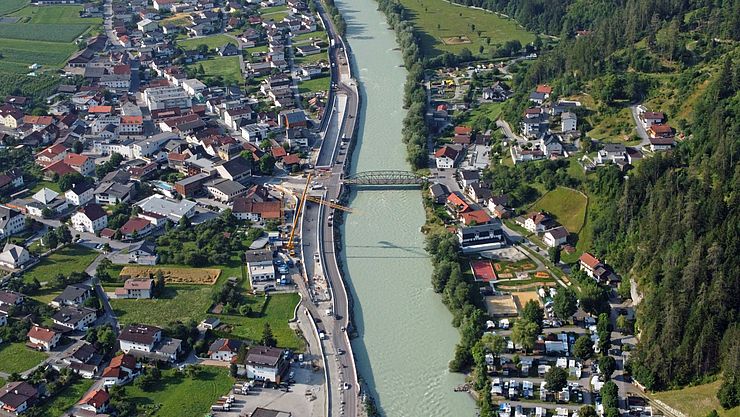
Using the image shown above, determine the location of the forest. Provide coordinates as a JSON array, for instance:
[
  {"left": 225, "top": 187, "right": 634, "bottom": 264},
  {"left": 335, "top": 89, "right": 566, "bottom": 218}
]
[{"left": 586, "top": 58, "right": 739, "bottom": 400}]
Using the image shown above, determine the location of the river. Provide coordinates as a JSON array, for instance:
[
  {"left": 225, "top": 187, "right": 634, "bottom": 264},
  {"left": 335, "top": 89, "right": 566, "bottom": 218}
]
[{"left": 333, "top": 0, "right": 477, "bottom": 415}]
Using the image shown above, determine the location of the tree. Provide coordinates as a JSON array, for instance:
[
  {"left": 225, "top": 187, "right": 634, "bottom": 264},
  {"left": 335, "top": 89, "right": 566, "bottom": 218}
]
[
  {"left": 717, "top": 379, "right": 739, "bottom": 409},
  {"left": 481, "top": 333, "right": 506, "bottom": 358},
  {"left": 72, "top": 140, "right": 83, "bottom": 154},
  {"left": 521, "top": 300, "right": 544, "bottom": 332},
  {"left": 553, "top": 288, "right": 577, "bottom": 320},
  {"left": 259, "top": 154, "right": 276, "bottom": 174},
  {"left": 549, "top": 246, "right": 561, "bottom": 264},
  {"left": 617, "top": 279, "right": 631, "bottom": 300},
  {"left": 57, "top": 172, "right": 84, "bottom": 191},
  {"left": 261, "top": 323, "right": 277, "bottom": 347},
  {"left": 56, "top": 225, "right": 72, "bottom": 244},
  {"left": 573, "top": 335, "right": 594, "bottom": 360},
  {"left": 43, "top": 229, "right": 58, "bottom": 249},
  {"left": 616, "top": 314, "right": 629, "bottom": 333},
  {"left": 599, "top": 355, "right": 616, "bottom": 381},
  {"left": 544, "top": 366, "right": 568, "bottom": 392},
  {"left": 511, "top": 318, "right": 539, "bottom": 352},
  {"left": 579, "top": 405, "right": 597, "bottom": 417},
  {"left": 154, "top": 270, "right": 165, "bottom": 297}
]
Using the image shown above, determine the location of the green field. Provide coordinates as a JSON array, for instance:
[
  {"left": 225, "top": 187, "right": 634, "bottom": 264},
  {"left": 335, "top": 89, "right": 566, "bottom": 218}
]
[
  {"left": 292, "top": 30, "right": 327, "bottom": 43},
  {"left": 398, "top": 0, "right": 534, "bottom": 57},
  {"left": 652, "top": 380, "right": 740, "bottom": 417},
  {"left": 178, "top": 34, "right": 236, "bottom": 51},
  {"left": 0, "top": 342, "right": 48, "bottom": 374},
  {"left": 188, "top": 56, "right": 242, "bottom": 84},
  {"left": 215, "top": 293, "right": 302, "bottom": 350},
  {"left": 299, "top": 74, "right": 330, "bottom": 94},
  {"left": 38, "top": 378, "right": 94, "bottom": 417},
  {"left": 528, "top": 187, "right": 588, "bottom": 233},
  {"left": 461, "top": 102, "right": 504, "bottom": 129},
  {"left": 125, "top": 367, "right": 233, "bottom": 417},
  {"left": 0, "top": 0, "right": 28, "bottom": 16},
  {"left": 294, "top": 52, "right": 328, "bottom": 66},
  {"left": 110, "top": 285, "right": 213, "bottom": 326},
  {"left": 23, "top": 245, "right": 98, "bottom": 285},
  {"left": 0, "top": 5, "right": 100, "bottom": 72}
]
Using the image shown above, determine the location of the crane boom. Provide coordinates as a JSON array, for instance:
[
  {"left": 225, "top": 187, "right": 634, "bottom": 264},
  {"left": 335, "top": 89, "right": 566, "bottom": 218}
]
[
  {"left": 305, "top": 195, "right": 353, "bottom": 212},
  {"left": 286, "top": 173, "right": 312, "bottom": 252}
]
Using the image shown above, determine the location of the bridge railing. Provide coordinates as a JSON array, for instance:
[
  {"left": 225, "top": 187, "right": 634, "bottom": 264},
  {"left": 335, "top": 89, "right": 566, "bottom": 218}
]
[{"left": 342, "top": 170, "right": 427, "bottom": 185}]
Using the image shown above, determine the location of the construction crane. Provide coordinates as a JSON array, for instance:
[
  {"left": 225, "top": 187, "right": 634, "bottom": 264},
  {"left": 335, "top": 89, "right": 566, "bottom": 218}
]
[{"left": 284, "top": 174, "right": 354, "bottom": 256}]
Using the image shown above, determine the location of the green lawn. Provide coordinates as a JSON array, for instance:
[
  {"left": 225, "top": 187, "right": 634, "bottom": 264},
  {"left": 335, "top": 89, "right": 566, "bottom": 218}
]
[
  {"left": 294, "top": 52, "right": 328, "bottom": 66},
  {"left": 652, "top": 380, "right": 739, "bottom": 417},
  {"left": 528, "top": 187, "right": 588, "bottom": 233},
  {"left": 125, "top": 367, "right": 234, "bottom": 417},
  {"left": 299, "top": 74, "right": 330, "bottom": 94},
  {"left": 9, "top": 5, "right": 95, "bottom": 24},
  {"left": 178, "top": 34, "right": 235, "bottom": 51},
  {"left": 37, "top": 378, "right": 94, "bottom": 417},
  {"left": 461, "top": 101, "right": 504, "bottom": 128},
  {"left": 188, "top": 56, "right": 242, "bottom": 84},
  {"left": 30, "top": 180, "right": 61, "bottom": 193},
  {"left": 292, "top": 29, "right": 327, "bottom": 43},
  {"left": 259, "top": 5, "right": 288, "bottom": 14},
  {"left": 22, "top": 245, "right": 98, "bottom": 285},
  {"left": 0, "top": 342, "right": 48, "bottom": 374},
  {"left": 397, "top": 0, "right": 535, "bottom": 57},
  {"left": 110, "top": 285, "right": 213, "bottom": 327},
  {"left": 0, "top": 0, "right": 28, "bottom": 16},
  {"left": 215, "top": 292, "right": 302, "bottom": 350}
]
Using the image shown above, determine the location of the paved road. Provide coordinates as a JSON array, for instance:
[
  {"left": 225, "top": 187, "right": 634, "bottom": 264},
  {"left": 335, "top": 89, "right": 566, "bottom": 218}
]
[
  {"left": 629, "top": 105, "right": 651, "bottom": 148},
  {"left": 299, "top": 2, "right": 360, "bottom": 416}
]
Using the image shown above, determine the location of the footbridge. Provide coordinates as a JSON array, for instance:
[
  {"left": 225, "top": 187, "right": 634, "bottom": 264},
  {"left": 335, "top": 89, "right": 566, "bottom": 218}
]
[{"left": 342, "top": 170, "right": 427, "bottom": 186}]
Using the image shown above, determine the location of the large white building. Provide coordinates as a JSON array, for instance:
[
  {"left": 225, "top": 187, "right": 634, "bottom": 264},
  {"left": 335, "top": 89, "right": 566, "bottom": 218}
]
[
  {"left": 143, "top": 86, "right": 192, "bottom": 111},
  {"left": 245, "top": 249, "right": 275, "bottom": 291},
  {"left": 246, "top": 346, "right": 288, "bottom": 383},
  {"left": 71, "top": 204, "right": 108, "bottom": 233},
  {"left": 135, "top": 194, "right": 196, "bottom": 221},
  {"left": 0, "top": 206, "right": 25, "bottom": 240}
]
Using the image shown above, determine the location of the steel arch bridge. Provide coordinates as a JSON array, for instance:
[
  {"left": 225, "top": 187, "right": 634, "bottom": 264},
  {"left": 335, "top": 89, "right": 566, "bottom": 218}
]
[{"left": 342, "top": 170, "right": 427, "bottom": 186}]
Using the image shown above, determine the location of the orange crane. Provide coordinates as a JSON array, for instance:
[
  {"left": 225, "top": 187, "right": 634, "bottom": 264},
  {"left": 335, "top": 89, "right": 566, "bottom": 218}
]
[{"left": 284, "top": 174, "right": 354, "bottom": 256}]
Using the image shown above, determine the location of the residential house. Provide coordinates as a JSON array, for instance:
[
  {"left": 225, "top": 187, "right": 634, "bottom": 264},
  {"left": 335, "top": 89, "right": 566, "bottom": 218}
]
[
  {"left": 219, "top": 43, "right": 239, "bottom": 56},
  {"left": 445, "top": 192, "right": 470, "bottom": 216},
  {"left": 428, "top": 183, "right": 449, "bottom": 204},
  {"left": 52, "top": 305, "right": 97, "bottom": 331},
  {"left": 0, "top": 290, "right": 24, "bottom": 314},
  {"left": 0, "top": 381, "right": 38, "bottom": 414},
  {"left": 245, "top": 249, "right": 275, "bottom": 291},
  {"left": 102, "top": 354, "right": 140, "bottom": 386},
  {"left": 215, "top": 156, "right": 251, "bottom": 183},
  {"left": 434, "top": 145, "right": 462, "bottom": 169},
  {"left": 119, "top": 217, "right": 154, "bottom": 240},
  {"left": 118, "top": 324, "right": 182, "bottom": 361},
  {"left": 35, "top": 143, "right": 68, "bottom": 167},
  {"left": 206, "top": 179, "right": 247, "bottom": 203},
  {"left": 578, "top": 252, "right": 603, "bottom": 279},
  {"left": 596, "top": 143, "right": 626, "bottom": 165},
  {"left": 63, "top": 153, "right": 94, "bottom": 176},
  {"left": 27, "top": 326, "right": 61, "bottom": 351},
  {"left": 0, "top": 206, "right": 25, "bottom": 240},
  {"left": 458, "top": 170, "right": 480, "bottom": 189},
  {"left": 0, "top": 243, "right": 31, "bottom": 269},
  {"left": 109, "top": 240, "right": 158, "bottom": 265},
  {"left": 94, "top": 181, "right": 134, "bottom": 205},
  {"left": 208, "top": 338, "right": 243, "bottom": 362},
  {"left": 638, "top": 111, "right": 664, "bottom": 129},
  {"left": 460, "top": 209, "right": 492, "bottom": 226},
  {"left": 543, "top": 226, "right": 569, "bottom": 248},
  {"left": 77, "top": 389, "right": 110, "bottom": 414},
  {"left": 71, "top": 203, "right": 108, "bottom": 233},
  {"left": 649, "top": 136, "right": 675, "bottom": 152},
  {"left": 65, "top": 182, "right": 94, "bottom": 206},
  {"left": 113, "top": 279, "right": 154, "bottom": 299},
  {"left": 51, "top": 284, "right": 92, "bottom": 308},
  {"left": 174, "top": 173, "right": 213, "bottom": 198},
  {"left": 246, "top": 345, "right": 288, "bottom": 383},
  {"left": 232, "top": 198, "right": 282, "bottom": 222},
  {"left": 561, "top": 112, "right": 577, "bottom": 132},
  {"left": 524, "top": 212, "right": 554, "bottom": 233}
]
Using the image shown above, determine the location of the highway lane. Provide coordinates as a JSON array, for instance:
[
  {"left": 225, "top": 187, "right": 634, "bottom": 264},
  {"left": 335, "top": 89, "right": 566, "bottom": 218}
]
[{"left": 298, "top": 1, "right": 361, "bottom": 416}]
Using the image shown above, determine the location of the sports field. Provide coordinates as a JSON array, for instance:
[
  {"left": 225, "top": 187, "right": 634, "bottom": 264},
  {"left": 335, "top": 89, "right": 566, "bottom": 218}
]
[
  {"left": 398, "top": 0, "right": 534, "bottom": 57},
  {"left": 470, "top": 259, "right": 496, "bottom": 282}
]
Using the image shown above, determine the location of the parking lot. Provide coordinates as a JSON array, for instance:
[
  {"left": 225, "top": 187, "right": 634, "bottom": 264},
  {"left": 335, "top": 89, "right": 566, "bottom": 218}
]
[{"left": 214, "top": 361, "right": 326, "bottom": 417}]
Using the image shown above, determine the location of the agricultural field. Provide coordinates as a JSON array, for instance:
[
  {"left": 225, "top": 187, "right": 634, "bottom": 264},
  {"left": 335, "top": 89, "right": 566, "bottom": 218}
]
[
  {"left": 0, "top": 5, "right": 101, "bottom": 72},
  {"left": 178, "top": 34, "right": 235, "bottom": 51},
  {"left": 119, "top": 266, "right": 221, "bottom": 285},
  {"left": 187, "top": 56, "right": 243, "bottom": 85},
  {"left": 528, "top": 186, "right": 588, "bottom": 233},
  {"left": 397, "top": 0, "right": 534, "bottom": 57},
  {"left": 215, "top": 292, "right": 302, "bottom": 350},
  {"left": 124, "top": 367, "right": 234, "bottom": 417},
  {"left": 0, "top": 0, "right": 28, "bottom": 16},
  {"left": 651, "top": 380, "right": 739, "bottom": 417},
  {"left": 0, "top": 342, "right": 47, "bottom": 374},
  {"left": 38, "top": 379, "right": 94, "bottom": 417},
  {"left": 22, "top": 245, "right": 98, "bottom": 285},
  {"left": 298, "top": 74, "right": 330, "bottom": 94},
  {"left": 110, "top": 285, "right": 213, "bottom": 326}
]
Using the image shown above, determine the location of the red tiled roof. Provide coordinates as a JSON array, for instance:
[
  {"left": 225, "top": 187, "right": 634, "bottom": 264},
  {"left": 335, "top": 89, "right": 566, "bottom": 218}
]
[
  {"left": 434, "top": 145, "right": 459, "bottom": 160},
  {"left": 37, "top": 143, "right": 67, "bottom": 158},
  {"left": 121, "top": 115, "right": 143, "bottom": 125},
  {"left": 282, "top": 154, "right": 300, "bottom": 165},
  {"left": 461, "top": 209, "right": 491, "bottom": 224},
  {"left": 88, "top": 105, "right": 113, "bottom": 113},
  {"left": 23, "top": 115, "right": 53, "bottom": 125},
  {"left": 78, "top": 389, "right": 109, "bottom": 408},
  {"left": 27, "top": 326, "right": 57, "bottom": 342},
  {"left": 119, "top": 218, "right": 150, "bottom": 235},
  {"left": 454, "top": 126, "right": 472, "bottom": 135},
  {"left": 271, "top": 146, "right": 287, "bottom": 158},
  {"left": 44, "top": 161, "right": 76, "bottom": 176},
  {"left": 579, "top": 252, "right": 601, "bottom": 269},
  {"left": 536, "top": 84, "right": 552, "bottom": 94},
  {"left": 64, "top": 153, "right": 89, "bottom": 167}
]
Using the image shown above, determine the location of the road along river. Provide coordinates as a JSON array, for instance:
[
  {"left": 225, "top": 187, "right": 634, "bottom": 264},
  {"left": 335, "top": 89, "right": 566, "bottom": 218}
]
[{"left": 333, "top": 0, "right": 478, "bottom": 415}]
